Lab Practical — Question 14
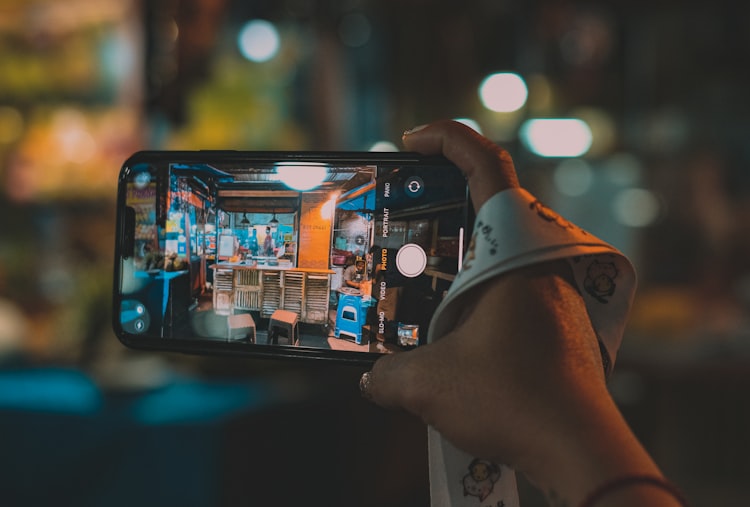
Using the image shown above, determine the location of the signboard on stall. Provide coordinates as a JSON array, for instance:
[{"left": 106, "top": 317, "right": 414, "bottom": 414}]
[{"left": 298, "top": 192, "right": 331, "bottom": 270}]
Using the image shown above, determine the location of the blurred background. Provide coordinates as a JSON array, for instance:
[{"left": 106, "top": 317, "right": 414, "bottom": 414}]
[{"left": 1, "top": 0, "right": 749, "bottom": 505}]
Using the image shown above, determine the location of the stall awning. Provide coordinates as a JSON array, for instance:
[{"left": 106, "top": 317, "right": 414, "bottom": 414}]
[{"left": 337, "top": 183, "right": 375, "bottom": 216}]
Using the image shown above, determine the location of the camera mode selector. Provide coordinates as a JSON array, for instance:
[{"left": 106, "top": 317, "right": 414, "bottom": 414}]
[{"left": 404, "top": 176, "right": 425, "bottom": 198}]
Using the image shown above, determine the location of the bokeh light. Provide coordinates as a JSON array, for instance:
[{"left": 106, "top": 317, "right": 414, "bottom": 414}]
[
  {"left": 275, "top": 164, "right": 328, "bottom": 191},
  {"left": 603, "top": 153, "right": 642, "bottom": 186},
  {"left": 526, "top": 74, "right": 554, "bottom": 113},
  {"left": 572, "top": 107, "right": 616, "bottom": 157},
  {"left": 51, "top": 108, "right": 97, "bottom": 164},
  {"left": 238, "top": 19, "right": 280, "bottom": 63},
  {"left": 520, "top": 118, "right": 592, "bottom": 157},
  {"left": 368, "top": 141, "right": 398, "bottom": 152},
  {"left": 479, "top": 72, "right": 528, "bottom": 113},
  {"left": 553, "top": 158, "right": 594, "bottom": 196},
  {"left": 612, "top": 188, "right": 660, "bottom": 227}
]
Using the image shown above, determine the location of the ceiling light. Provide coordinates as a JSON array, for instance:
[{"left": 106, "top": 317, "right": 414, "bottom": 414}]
[{"left": 275, "top": 163, "right": 328, "bottom": 191}]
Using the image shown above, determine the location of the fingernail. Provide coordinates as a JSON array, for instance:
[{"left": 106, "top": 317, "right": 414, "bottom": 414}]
[
  {"left": 403, "top": 124, "right": 428, "bottom": 137},
  {"left": 359, "top": 371, "right": 373, "bottom": 400}
]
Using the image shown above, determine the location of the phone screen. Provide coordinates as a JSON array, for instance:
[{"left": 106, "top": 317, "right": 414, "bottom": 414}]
[{"left": 114, "top": 152, "right": 469, "bottom": 363}]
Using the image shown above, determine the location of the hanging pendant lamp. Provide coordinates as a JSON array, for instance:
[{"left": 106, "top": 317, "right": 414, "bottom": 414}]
[{"left": 269, "top": 210, "right": 279, "bottom": 226}]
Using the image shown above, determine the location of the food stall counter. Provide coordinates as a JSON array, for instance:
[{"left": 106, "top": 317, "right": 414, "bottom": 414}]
[{"left": 209, "top": 262, "right": 333, "bottom": 323}]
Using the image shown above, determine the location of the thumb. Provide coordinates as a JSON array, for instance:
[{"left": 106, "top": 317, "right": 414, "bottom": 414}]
[
  {"left": 361, "top": 349, "right": 418, "bottom": 410},
  {"left": 362, "top": 341, "right": 447, "bottom": 417}
]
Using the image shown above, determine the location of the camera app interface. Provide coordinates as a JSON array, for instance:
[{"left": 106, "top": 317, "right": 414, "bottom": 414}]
[{"left": 117, "top": 158, "right": 467, "bottom": 354}]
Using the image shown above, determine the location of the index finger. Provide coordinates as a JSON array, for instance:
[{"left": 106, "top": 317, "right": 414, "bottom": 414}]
[
  {"left": 402, "top": 120, "right": 519, "bottom": 212},
  {"left": 363, "top": 334, "right": 453, "bottom": 420}
]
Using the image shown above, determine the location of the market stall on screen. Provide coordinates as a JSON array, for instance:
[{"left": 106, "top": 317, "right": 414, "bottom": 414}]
[{"left": 118, "top": 157, "right": 468, "bottom": 355}]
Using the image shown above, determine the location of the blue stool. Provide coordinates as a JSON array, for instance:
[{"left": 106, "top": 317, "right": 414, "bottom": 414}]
[{"left": 334, "top": 294, "right": 366, "bottom": 344}]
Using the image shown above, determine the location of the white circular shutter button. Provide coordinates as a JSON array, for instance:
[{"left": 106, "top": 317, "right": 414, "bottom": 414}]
[{"left": 396, "top": 243, "right": 427, "bottom": 278}]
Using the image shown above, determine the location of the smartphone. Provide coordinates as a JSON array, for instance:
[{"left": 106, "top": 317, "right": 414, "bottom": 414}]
[{"left": 113, "top": 151, "right": 471, "bottom": 364}]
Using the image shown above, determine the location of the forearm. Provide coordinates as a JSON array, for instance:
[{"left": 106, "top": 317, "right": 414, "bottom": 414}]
[
  {"left": 507, "top": 263, "right": 683, "bottom": 507},
  {"left": 532, "top": 396, "right": 682, "bottom": 507}
]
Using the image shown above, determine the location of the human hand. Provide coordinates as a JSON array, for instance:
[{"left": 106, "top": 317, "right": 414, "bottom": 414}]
[
  {"left": 402, "top": 120, "right": 519, "bottom": 212},
  {"left": 363, "top": 120, "right": 672, "bottom": 506}
]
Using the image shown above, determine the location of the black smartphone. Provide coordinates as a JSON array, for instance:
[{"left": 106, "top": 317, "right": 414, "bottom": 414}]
[{"left": 113, "top": 151, "right": 471, "bottom": 364}]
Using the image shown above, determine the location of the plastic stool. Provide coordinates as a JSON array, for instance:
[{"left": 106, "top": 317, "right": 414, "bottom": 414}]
[
  {"left": 268, "top": 309, "right": 300, "bottom": 346},
  {"left": 334, "top": 294, "right": 366, "bottom": 344},
  {"left": 228, "top": 313, "right": 256, "bottom": 343}
]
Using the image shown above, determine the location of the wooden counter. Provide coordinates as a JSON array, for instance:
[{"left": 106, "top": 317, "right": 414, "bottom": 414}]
[{"left": 210, "top": 262, "right": 332, "bottom": 324}]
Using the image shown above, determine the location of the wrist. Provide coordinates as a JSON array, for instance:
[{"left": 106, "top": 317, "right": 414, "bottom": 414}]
[{"left": 522, "top": 391, "right": 667, "bottom": 507}]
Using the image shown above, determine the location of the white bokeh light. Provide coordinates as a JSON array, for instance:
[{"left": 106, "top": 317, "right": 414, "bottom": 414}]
[
  {"left": 479, "top": 72, "right": 528, "bottom": 113},
  {"left": 572, "top": 107, "right": 617, "bottom": 157},
  {"left": 520, "top": 118, "right": 592, "bottom": 157},
  {"left": 275, "top": 164, "right": 328, "bottom": 191},
  {"left": 238, "top": 20, "right": 280, "bottom": 63}
]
